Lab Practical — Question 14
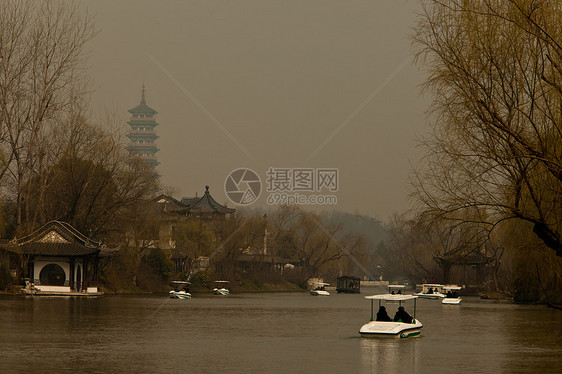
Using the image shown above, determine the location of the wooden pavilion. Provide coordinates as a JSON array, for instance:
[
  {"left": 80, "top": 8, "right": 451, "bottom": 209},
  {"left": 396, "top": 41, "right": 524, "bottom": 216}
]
[{"left": 1, "top": 221, "right": 106, "bottom": 295}]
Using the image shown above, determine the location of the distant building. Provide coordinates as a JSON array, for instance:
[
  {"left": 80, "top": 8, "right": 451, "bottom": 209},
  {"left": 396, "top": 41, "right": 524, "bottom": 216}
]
[
  {"left": 336, "top": 275, "right": 361, "bottom": 293},
  {"left": 126, "top": 85, "right": 159, "bottom": 169},
  {"left": 155, "top": 186, "right": 236, "bottom": 223},
  {"left": 152, "top": 186, "right": 235, "bottom": 274}
]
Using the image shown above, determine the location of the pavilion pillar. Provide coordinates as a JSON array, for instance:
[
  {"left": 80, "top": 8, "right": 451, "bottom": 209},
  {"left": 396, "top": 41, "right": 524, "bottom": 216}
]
[
  {"left": 93, "top": 256, "right": 98, "bottom": 282},
  {"left": 83, "top": 257, "right": 89, "bottom": 290},
  {"left": 28, "top": 259, "right": 33, "bottom": 281},
  {"left": 69, "top": 258, "right": 75, "bottom": 291}
]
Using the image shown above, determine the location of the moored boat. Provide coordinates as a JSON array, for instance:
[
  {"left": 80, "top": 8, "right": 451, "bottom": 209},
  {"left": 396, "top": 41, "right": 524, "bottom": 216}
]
[
  {"left": 169, "top": 281, "right": 191, "bottom": 299},
  {"left": 213, "top": 280, "right": 230, "bottom": 295},
  {"left": 359, "top": 294, "right": 422, "bottom": 338}
]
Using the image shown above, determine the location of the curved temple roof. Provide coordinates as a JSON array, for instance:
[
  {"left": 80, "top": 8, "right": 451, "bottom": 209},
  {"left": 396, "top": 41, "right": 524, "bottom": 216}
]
[
  {"left": 189, "top": 186, "right": 235, "bottom": 215},
  {"left": 3, "top": 221, "right": 104, "bottom": 256}
]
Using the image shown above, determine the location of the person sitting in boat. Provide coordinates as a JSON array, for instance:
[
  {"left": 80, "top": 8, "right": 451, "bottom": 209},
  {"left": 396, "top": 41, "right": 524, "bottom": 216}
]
[
  {"left": 446, "top": 290, "right": 453, "bottom": 298},
  {"left": 376, "top": 306, "right": 392, "bottom": 322},
  {"left": 393, "top": 306, "right": 413, "bottom": 323},
  {"left": 427, "top": 287, "right": 434, "bottom": 294},
  {"left": 452, "top": 290, "right": 458, "bottom": 298}
]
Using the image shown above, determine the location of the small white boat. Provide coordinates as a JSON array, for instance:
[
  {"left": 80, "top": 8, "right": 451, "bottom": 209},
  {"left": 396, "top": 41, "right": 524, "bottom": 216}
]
[
  {"left": 413, "top": 283, "right": 446, "bottom": 299},
  {"left": 359, "top": 294, "right": 422, "bottom": 338},
  {"left": 213, "top": 280, "right": 230, "bottom": 295},
  {"left": 310, "top": 282, "right": 330, "bottom": 296},
  {"left": 388, "top": 284, "right": 406, "bottom": 295},
  {"left": 169, "top": 281, "right": 191, "bottom": 299},
  {"left": 441, "top": 285, "right": 462, "bottom": 304}
]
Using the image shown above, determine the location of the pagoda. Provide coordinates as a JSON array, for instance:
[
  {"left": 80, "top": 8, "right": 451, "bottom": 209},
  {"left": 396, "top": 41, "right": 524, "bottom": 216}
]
[{"left": 126, "top": 85, "right": 160, "bottom": 169}]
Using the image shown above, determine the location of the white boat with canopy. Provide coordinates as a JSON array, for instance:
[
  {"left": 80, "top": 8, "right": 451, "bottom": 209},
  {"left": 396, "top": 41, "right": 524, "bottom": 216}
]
[
  {"left": 442, "top": 285, "right": 462, "bottom": 304},
  {"left": 169, "top": 281, "right": 191, "bottom": 299},
  {"left": 213, "top": 281, "right": 230, "bottom": 295},
  {"left": 359, "top": 294, "right": 423, "bottom": 338},
  {"left": 310, "top": 282, "right": 330, "bottom": 296},
  {"left": 413, "top": 283, "right": 446, "bottom": 299},
  {"left": 388, "top": 284, "right": 406, "bottom": 295}
]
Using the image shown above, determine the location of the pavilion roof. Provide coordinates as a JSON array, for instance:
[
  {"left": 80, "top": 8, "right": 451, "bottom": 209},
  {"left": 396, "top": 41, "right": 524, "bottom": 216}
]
[
  {"left": 155, "top": 194, "right": 189, "bottom": 215},
  {"left": 189, "top": 186, "right": 235, "bottom": 214},
  {"left": 2, "top": 221, "right": 104, "bottom": 256}
]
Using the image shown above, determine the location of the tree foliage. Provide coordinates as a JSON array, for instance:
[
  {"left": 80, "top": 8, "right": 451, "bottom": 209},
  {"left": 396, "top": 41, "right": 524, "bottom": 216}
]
[{"left": 413, "top": 0, "right": 562, "bottom": 257}]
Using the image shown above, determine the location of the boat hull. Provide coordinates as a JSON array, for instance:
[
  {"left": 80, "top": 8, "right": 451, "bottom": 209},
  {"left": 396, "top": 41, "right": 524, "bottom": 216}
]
[
  {"left": 359, "top": 320, "right": 423, "bottom": 339},
  {"left": 413, "top": 293, "right": 445, "bottom": 299},
  {"left": 310, "top": 290, "right": 330, "bottom": 296},
  {"left": 442, "top": 297, "right": 462, "bottom": 304},
  {"left": 213, "top": 288, "right": 230, "bottom": 295},
  {"left": 169, "top": 291, "right": 191, "bottom": 299}
]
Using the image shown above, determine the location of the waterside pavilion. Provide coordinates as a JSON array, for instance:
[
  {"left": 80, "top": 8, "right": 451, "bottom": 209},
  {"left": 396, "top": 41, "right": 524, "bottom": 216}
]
[{"left": 1, "top": 221, "right": 108, "bottom": 296}]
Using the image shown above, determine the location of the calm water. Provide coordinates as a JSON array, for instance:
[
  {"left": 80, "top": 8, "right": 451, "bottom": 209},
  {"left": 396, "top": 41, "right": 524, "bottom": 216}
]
[{"left": 1, "top": 289, "right": 561, "bottom": 373}]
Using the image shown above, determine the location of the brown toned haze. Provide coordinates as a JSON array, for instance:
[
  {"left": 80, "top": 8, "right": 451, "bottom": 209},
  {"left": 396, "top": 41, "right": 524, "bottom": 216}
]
[{"left": 82, "top": 0, "right": 429, "bottom": 220}]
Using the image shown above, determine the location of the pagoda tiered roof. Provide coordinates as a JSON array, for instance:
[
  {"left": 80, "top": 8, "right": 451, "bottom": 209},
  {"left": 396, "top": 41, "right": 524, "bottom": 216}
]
[{"left": 128, "top": 85, "right": 157, "bottom": 116}]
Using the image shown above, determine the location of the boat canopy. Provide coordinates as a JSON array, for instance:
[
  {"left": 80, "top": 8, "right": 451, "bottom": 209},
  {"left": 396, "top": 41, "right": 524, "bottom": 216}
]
[
  {"left": 388, "top": 285, "right": 406, "bottom": 289},
  {"left": 365, "top": 294, "right": 418, "bottom": 301},
  {"left": 443, "top": 285, "right": 461, "bottom": 291},
  {"left": 215, "top": 280, "right": 230, "bottom": 283},
  {"left": 171, "top": 281, "right": 191, "bottom": 285}
]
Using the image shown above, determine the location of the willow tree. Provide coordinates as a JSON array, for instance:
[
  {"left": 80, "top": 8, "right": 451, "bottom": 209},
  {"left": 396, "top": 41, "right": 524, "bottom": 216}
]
[{"left": 413, "top": 0, "right": 562, "bottom": 257}]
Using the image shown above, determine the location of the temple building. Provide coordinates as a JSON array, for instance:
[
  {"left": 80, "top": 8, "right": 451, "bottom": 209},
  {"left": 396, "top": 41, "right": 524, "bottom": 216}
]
[
  {"left": 126, "top": 85, "right": 160, "bottom": 169},
  {"left": 153, "top": 186, "right": 235, "bottom": 275},
  {"left": 155, "top": 186, "right": 235, "bottom": 228}
]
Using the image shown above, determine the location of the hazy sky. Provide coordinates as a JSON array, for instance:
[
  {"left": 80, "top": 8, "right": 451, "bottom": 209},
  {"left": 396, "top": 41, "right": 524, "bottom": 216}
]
[{"left": 80, "top": 0, "right": 430, "bottom": 221}]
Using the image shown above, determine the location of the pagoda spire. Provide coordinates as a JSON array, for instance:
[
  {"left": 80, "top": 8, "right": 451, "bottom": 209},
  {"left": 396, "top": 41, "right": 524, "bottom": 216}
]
[{"left": 141, "top": 83, "right": 146, "bottom": 105}]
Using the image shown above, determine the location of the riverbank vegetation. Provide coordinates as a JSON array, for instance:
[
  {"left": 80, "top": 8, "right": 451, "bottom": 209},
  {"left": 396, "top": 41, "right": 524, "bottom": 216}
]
[{"left": 398, "top": 0, "right": 562, "bottom": 305}]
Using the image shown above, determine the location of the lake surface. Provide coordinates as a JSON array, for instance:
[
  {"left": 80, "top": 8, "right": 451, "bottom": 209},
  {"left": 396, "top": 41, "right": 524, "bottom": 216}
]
[{"left": 1, "top": 288, "right": 561, "bottom": 373}]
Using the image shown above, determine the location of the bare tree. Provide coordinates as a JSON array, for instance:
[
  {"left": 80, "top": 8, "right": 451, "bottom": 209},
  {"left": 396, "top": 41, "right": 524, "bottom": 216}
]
[
  {"left": 270, "top": 207, "right": 365, "bottom": 286},
  {"left": 21, "top": 116, "right": 159, "bottom": 240},
  {"left": 386, "top": 213, "right": 439, "bottom": 282},
  {"left": 413, "top": 0, "right": 562, "bottom": 256},
  {"left": 0, "top": 0, "right": 95, "bottom": 227},
  {"left": 171, "top": 217, "right": 215, "bottom": 276}
]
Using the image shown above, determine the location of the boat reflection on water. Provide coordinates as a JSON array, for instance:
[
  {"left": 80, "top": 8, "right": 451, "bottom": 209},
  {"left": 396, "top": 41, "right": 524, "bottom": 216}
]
[{"left": 360, "top": 337, "right": 419, "bottom": 374}]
